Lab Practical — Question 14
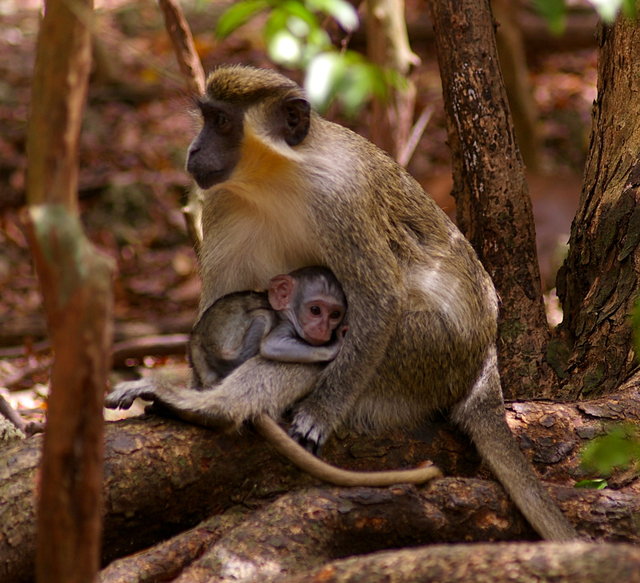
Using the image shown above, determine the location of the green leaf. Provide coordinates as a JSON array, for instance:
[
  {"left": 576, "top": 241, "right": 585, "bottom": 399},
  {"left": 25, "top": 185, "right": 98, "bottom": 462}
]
[
  {"left": 268, "top": 30, "right": 304, "bottom": 66},
  {"left": 306, "top": 26, "right": 331, "bottom": 52},
  {"left": 622, "top": 0, "right": 637, "bottom": 18},
  {"left": 340, "top": 62, "right": 380, "bottom": 115},
  {"left": 575, "top": 478, "right": 608, "bottom": 489},
  {"left": 287, "top": 14, "right": 312, "bottom": 38},
  {"left": 307, "top": 0, "right": 359, "bottom": 31},
  {"left": 279, "top": 0, "right": 318, "bottom": 29},
  {"left": 581, "top": 424, "right": 640, "bottom": 475},
  {"left": 305, "top": 52, "right": 344, "bottom": 110},
  {"left": 216, "top": 0, "right": 270, "bottom": 38},
  {"left": 534, "top": 0, "right": 567, "bottom": 35},
  {"left": 216, "top": 0, "right": 402, "bottom": 117},
  {"left": 265, "top": 1, "right": 331, "bottom": 45},
  {"left": 265, "top": 7, "right": 288, "bottom": 42}
]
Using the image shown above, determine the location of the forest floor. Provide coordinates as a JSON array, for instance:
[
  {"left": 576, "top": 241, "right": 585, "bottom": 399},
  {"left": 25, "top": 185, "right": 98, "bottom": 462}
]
[{"left": 0, "top": 0, "right": 597, "bottom": 425}]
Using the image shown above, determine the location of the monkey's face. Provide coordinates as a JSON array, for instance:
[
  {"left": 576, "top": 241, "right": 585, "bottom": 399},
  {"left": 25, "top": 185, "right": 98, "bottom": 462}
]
[
  {"left": 186, "top": 99, "right": 244, "bottom": 190},
  {"left": 186, "top": 66, "right": 311, "bottom": 191},
  {"left": 297, "top": 298, "right": 346, "bottom": 346}
]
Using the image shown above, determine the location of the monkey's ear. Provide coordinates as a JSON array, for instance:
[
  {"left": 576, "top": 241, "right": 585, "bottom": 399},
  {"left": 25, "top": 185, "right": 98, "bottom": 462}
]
[
  {"left": 268, "top": 274, "right": 295, "bottom": 310},
  {"left": 282, "top": 97, "right": 310, "bottom": 146}
]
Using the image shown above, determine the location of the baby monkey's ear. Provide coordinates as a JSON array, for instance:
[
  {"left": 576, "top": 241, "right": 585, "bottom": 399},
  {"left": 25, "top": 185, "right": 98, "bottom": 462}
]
[{"left": 268, "top": 274, "right": 296, "bottom": 311}]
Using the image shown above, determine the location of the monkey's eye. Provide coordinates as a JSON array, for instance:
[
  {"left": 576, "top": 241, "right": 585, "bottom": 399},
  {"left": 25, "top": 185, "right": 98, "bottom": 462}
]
[
  {"left": 214, "top": 111, "right": 232, "bottom": 133},
  {"left": 309, "top": 305, "right": 322, "bottom": 316},
  {"left": 330, "top": 311, "right": 343, "bottom": 320}
]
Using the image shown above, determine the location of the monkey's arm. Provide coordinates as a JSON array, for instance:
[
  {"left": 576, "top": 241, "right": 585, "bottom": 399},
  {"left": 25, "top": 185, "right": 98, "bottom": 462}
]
[
  {"left": 226, "top": 314, "right": 274, "bottom": 368},
  {"left": 260, "top": 322, "right": 344, "bottom": 363},
  {"left": 290, "top": 248, "right": 403, "bottom": 450},
  {"left": 189, "top": 339, "right": 222, "bottom": 388},
  {"left": 190, "top": 308, "right": 275, "bottom": 387}
]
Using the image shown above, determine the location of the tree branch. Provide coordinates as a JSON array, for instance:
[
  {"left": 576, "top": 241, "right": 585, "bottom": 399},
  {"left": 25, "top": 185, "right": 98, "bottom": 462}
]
[
  {"left": 284, "top": 542, "right": 640, "bottom": 583},
  {"left": 2, "top": 389, "right": 640, "bottom": 582},
  {"left": 429, "top": 0, "right": 554, "bottom": 399}
]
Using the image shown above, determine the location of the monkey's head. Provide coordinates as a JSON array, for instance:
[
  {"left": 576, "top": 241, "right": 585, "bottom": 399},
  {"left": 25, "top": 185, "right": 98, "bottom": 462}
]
[
  {"left": 269, "top": 267, "right": 347, "bottom": 346},
  {"left": 186, "top": 66, "right": 311, "bottom": 190}
]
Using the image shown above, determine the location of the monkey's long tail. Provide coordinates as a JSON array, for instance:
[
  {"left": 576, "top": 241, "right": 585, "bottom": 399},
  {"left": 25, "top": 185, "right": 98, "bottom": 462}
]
[{"left": 254, "top": 414, "right": 441, "bottom": 487}]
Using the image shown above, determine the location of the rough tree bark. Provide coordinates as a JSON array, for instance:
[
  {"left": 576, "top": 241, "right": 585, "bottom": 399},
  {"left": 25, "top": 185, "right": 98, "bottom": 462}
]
[
  {"left": 93, "top": 475, "right": 640, "bottom": 582},
  {"left": 492, "top": 0, "right": 541, "bottom": 171},
  {"left": 3, "top": 387, "right": 640, "bottom": 582},
  {"left": 283, "top": 542, "right": 640, "bottom": 583},
  {"left": 158, "top": 486, "right": 637, "bottom": 583},
  {"left": 25, "top": 0, "right": 114, "bottom": 582},
  {"left": 556, "top": 14, "right": 640, "bottom": 399},
  {"left": 428, "top": 0, "right": 555, "bottom": 399},
  {"left": 98, "top": 513, "right": 250, "bottom": 583}
]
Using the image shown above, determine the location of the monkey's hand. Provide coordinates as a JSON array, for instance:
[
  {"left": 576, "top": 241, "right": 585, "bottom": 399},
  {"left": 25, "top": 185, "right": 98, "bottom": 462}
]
[
  {"left": 335, "top": 325, "right": 348, "bottom": 346},
  {"left": 288, "top": 352, "right": 360, "bottom": 454},
  {"left": 105, "top": 379, "right": 158, "bottom": 410},
  {"left": 289, "top": 408, "right": 330, "bottom": 455}
]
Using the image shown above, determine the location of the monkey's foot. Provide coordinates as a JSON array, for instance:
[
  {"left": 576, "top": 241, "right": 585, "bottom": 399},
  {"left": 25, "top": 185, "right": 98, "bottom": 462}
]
[
  {"left": 289, "top": 412, "right": 329, "bottom": 455},
  {"left": 105, "top": 379, "right": 157, "bottom": 410}
]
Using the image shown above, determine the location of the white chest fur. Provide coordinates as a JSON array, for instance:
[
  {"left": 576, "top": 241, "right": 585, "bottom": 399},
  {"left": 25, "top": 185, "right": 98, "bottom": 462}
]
[
  {"left": 195, "top": 127, "right": 330, "bottom": 307},
  {"left": 198, "top": 186, "right": 320, "bottom": 306}
]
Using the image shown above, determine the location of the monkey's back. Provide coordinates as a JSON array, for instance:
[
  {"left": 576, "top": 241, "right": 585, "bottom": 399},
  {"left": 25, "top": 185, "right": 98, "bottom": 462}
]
[
  {"left": 193, "top": 290, "right": 273, "bottom": 345},
  {"left": 299, "top": 117, "right": 501, "bottom": 428},
  {"left": 195, "top": 65, "right": 500, "bottom": 426},
  {"left": 190, "top": 291, "right": 276, "bottom": 382}
]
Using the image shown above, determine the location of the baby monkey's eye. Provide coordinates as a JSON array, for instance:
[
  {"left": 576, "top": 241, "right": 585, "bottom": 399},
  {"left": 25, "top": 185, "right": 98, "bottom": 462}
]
[{"left": 310, "top": 305, "right": 322, "bottom": 316}]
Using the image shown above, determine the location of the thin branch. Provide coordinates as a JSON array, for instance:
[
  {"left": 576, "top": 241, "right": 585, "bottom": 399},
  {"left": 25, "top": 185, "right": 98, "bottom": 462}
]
[
  {"left": 0, "top": 393, "right": 27, "bottom": 433},
  {"left": 111, "top": 334, "right": 188, "bottom": 367},
  {"left": 157, "top": 0, "right": 206, "bottom": 95},
  {"left": 397, "top": 104, "right": 434, "bottom": 167}
]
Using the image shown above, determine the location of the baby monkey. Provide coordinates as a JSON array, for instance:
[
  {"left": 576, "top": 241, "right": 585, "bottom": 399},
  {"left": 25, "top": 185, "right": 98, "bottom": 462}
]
[
  {"left": 108, "top": 266, "right": 441, "bottom": 487},
  {"left": 190, "top": 266, "right": 348, "bottom": 389}
]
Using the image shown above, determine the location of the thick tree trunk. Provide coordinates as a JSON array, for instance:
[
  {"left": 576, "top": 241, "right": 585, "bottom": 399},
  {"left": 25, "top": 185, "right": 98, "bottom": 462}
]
[
  {"left": 428, "top": 0, "right": 554, "bottom": 399},
  {"left": 556, "top": 16, "right": 640, "bottom": 399},
  {"left": 25, "top": 1, "right": 115, "bottom": 582}
]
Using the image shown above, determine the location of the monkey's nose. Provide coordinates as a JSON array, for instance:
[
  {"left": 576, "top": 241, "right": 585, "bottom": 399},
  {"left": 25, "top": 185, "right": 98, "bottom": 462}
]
[{"left": 306, "top": 327, "right": 331, "bottom": 345}]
